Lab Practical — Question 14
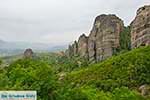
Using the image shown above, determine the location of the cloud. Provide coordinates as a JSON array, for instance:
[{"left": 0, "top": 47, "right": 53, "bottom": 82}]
[{"left": 0, "top": 0, "right": 149, "bottom": 45}]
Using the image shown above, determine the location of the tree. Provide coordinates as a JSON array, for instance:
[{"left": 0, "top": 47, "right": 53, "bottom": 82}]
[
  {"left": 6, "top": 59, "right": 56, "bottom": 100},
  {"left": 119, "top": 26, "right": 131, "bottom": 51}
]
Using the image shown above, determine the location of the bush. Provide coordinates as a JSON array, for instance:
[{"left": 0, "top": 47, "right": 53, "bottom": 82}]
[
  {"left": 55, "top": 86, "right": 112, "bottom": 100},
  {"left": 112, "top": 87, "right": 146, "bottom": 100},
  {"left": 55, "top": 86, "right": 146, "bottom": 100},
  {"left": 66, "top": 46, "right": 150, "bottom": 91},
  {"left": 119, "top": 26, "right": 131, "bottom": 51},
  {"left": 1, "top": 59, "right": 56, "bottom": 100}
]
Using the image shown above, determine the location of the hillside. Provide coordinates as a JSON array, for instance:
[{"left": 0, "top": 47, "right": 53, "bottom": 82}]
[
  {"left": 66, "top": 46, "right": 150, "bottom": 88},
  {"left": 55, "top": 46, "right": 150, "bottom": 100},
  {"left": 0, "top": 47, "right": 150, "bottom": 100}
]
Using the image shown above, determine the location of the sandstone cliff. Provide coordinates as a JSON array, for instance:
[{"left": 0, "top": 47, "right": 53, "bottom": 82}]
[
  {"left": 66, "top": 14, "right": 124, "bottom": 62},
  {"left": 88, "top": 14, "right": 124, "bottom": 62},
  {"left": 78, "top": 34, "right": 88, "bottom": 59},
  {"left": 66, "top": 5, "right": 150, "bottom": 62},
  {"left": 131, "top": 5, "right": 150, "bottom": 48}
]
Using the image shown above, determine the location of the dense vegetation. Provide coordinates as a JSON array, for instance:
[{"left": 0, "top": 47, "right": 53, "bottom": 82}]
[
  {"left": 119, "top": 26, "right": 131, "bottom": 51},
  {"left": 66, "top": 46, "right": 150, "bottom": 88},
  {"left": 0, "top": 59, "right": 56, "bottom": 99},
  {"left": 36, "top": 52, "right": 89, "bottom": 72},
  {"left": 0, "top": 46, "right": 150, "bottom": 100},
  {"left": 55, "top": 46, "right": 150, "bottom": 100}
]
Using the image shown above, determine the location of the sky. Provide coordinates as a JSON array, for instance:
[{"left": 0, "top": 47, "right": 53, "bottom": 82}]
[{"left": 0, "top": 0, "right": 149, "bottom": 45}]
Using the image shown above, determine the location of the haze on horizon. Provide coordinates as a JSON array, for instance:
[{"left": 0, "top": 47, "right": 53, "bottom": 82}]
[{"left": 0, "top": 0, "right": 149, "bottom": 45}]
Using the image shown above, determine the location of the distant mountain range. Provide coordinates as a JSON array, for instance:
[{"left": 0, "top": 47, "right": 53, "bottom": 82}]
[{"left": 0, "top": 39, "right": 67, "bottom": 57}]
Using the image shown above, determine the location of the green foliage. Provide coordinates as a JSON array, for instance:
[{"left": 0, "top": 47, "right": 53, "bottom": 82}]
[
  {"left": 55, "top": 86, "right": 112, "bottom": 100},
  {"left": 36, "top": 52, "right": 89, "bottom": 73},
  {"left": 0, "top": 68, "right": 9, "bottom": 89},
  {"left": 56, "top": 55, "right": 89, "bottom": 72},
  {"left": 119, "top": 26, "right": 131, "bottom": 51},
  {"left": 55, "top": 86, "right": 145, "bottom": 100},
  {"left": 0, "top": 59, "right": 56, "bottom": 100},
  {"left": 66, "top": 46, "right": 150, "bottom": 91},
  {"left": 112, "top": 87, "right": 145, "bottom": 100},
  {"left": 0, "top": 46, "right": 150, "bottom": 100}
]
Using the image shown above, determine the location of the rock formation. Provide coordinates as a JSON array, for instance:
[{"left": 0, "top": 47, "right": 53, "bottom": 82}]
[
  {"left": 24, "top": 48, "right": 34, "bottom": 58},
  {"left": 131, "top": 5, "right": 150, "bottom": 48},
  {"left": 66, "top": 14, "right": 124, "bottom": 62},
  {"left": 88, "top": 14, "right": 124, "bottom": 62},
  {"left": 78, "top": 34, "right": 88, "bottom": 59},
  {"left": 67, "top": 41, "right": 78, "bottom": 57}
]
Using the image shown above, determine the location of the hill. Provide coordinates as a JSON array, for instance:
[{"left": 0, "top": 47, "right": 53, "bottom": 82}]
[
  {"left": 55, "top": 46, "right": 150, "bottom": 100},
  {"left": 0, "top": 39, "right": 67, "bottom": 57},
  {"left": 66, "top": 46, "right": 150, "bottom": 88}
]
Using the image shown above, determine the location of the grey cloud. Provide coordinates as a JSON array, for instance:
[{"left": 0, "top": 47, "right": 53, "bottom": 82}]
[{"left": 0, "top": 0, "right": 149, "bottom": 45}]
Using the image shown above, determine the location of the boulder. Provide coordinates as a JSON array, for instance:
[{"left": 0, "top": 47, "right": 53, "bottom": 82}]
[{"left": 139, "top": 84, "right": 150, "bottom": 96}]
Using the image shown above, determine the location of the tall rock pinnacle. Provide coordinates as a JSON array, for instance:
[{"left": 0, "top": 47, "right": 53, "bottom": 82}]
[{"left": 131, "top": 5, "right": 150, "bottom": 48}]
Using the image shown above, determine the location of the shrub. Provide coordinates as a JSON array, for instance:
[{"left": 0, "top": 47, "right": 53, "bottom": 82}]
[
  {"left": 2, "top": 59, "right": 56, "bottom": 100},
  {"left": 112, "top": 87, "right": 146, "bottom": 100}
]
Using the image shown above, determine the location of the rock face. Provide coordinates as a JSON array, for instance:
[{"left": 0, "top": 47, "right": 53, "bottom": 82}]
[
  {"left": 66, "top": 14, "right": 124, "bottom": 62},
  {"left": 67, "top": 41, "right": 78, "bottom": 57},
  {"left": 131, "top": 5, "right": 150, "bottom": 48},
  {"left": 65, "top": 5, "right": 150, "bottom": 62},
  {"left": 88, "top": 14, "right": 124, "bottom": 62},
  {"left": 24, "top": 48, "right": 34, "bottom": 58},
  {"left": 78, "top": 34, "right": 88, "bottom": 59}
]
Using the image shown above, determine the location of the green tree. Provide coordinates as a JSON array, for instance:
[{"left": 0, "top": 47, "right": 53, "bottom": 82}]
[
  {"left": 119, "top": 26, "right": 131, "bottom": 51},
  {"left": 112, "top": 87, "right": 146, "bottom": 100},
  {"left": 6, "top": 59, "right": 56, "bottom": 100}
]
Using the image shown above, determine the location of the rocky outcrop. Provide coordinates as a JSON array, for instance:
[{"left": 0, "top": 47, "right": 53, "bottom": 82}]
[
  {"left": 72, "top": 41, "right": 78, "bottom": 56},
  {"left": 67, "top": 41, "right": 78, "bottom": 57},
  {"left": 78, "top": 34, "right": 88, "bottom": 59},
  {"left": 65, "top": 5, "right": 150, "bottom": 62},
  {"left": 131, "top": 5, "right": 150, "bottom": 48},
  {"left": 66, "top": 14, "right": 124, "bottom": 62},
  {"left": 88, "top": 14, "right": 124, "bottom": 62},
  {"left": 24, "top": 48, "right": 34, "bottom": 58}
]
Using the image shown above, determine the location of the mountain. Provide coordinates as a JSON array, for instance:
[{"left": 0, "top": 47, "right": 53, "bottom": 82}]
[{"left": 0, "top": 39, "right": 67, "bottom": 57}]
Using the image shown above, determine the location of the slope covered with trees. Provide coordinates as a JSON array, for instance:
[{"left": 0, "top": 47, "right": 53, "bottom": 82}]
[
  {"left": 57, "top": 46, "right": 150, "bottom": 100},
  {"left": 0, "top": 46, "right": 149, "bottom": 100},
  {"left": 0, "top": 59, "right": 56, "bottom": 100}
]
